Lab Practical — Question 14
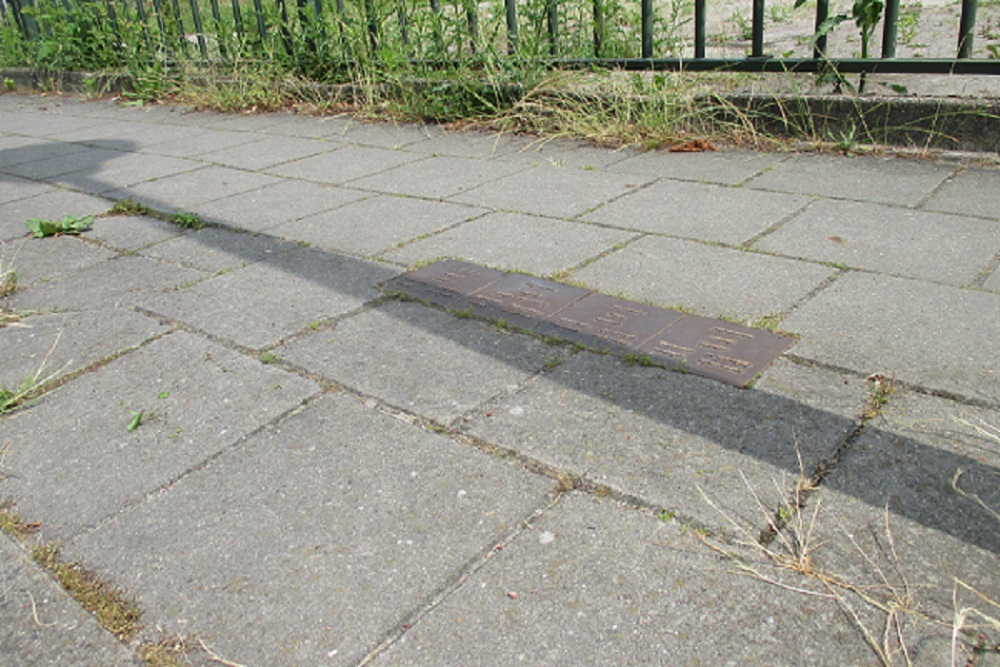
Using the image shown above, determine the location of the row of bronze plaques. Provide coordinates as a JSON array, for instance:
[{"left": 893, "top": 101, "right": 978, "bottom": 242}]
[{"left": 384, "top": 260, "right": 795, "bottom": 387}]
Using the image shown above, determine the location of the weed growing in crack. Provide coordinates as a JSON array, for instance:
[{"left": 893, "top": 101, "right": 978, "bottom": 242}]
[
  {"left": 170, "top": 210, "right": 204, "bottom": 230},
  {"left": 0, "top": 333, "right": 68, "bottom": 415},
  {"left": 862, "top": 372, "right": 896, "bottom": 421},
  {"left": 107, "top": 199, "right": 152, "bottom": 217},
  {"left": 25, "top": 214, "right": 93, "bottom": 238},
  {"left": 0, "top": 498, "right": 40, "bottom": 539},
  {"left": 31, "top": 543, "right": 142, "bottom": 640}
]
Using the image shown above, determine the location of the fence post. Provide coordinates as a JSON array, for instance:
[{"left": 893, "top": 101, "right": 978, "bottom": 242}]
[
  {"left": 592, "top": 0, "right": 603, "bottom": 57},
  {"left": 641, "top": 0, "right": 652, "bottom": 58},
  {"left": 882, "top": 0, "right": 898, "bottom": 56},
  {"left": 547, "top": 0, "right": 558, "bottom": 55},
  {"left": 958, "top": 0, "right": 977, "bottom": 57},
  {"left": 751, "top": 0, "right": 764, "bottom": 57},
  {"left": 813, "top": 0, "right": 827, "bottom": 57},
  {"left": 505, "top": 0, "right": 517, "bottom": 52},
  {"left": 694, "top": 0, "right": 705, "bottom": 58}
]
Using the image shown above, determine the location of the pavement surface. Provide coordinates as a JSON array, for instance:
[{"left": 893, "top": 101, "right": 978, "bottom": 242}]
[{"left": 0, "top": 92, "right": 998, "bottom": 667}]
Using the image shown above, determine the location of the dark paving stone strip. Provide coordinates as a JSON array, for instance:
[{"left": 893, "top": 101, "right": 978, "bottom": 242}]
[{"left": 384, "top": 259, "right": 796, "bottom": 387}]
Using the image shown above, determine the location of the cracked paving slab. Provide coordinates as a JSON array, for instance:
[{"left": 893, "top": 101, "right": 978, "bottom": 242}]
[
  {"left": 66, "top": 392, "right": 554, "bottom": 667},
  {"left": 0, "top": 535, "right": 141, "bottom": 667},
  {"left": 278, "top": 300, "right": 564, "bottom": 424},
  {"left": 781, "top": 272, "right": 1000, "bottom": 406},
  {"left": 140, "top": 246, "right": 396, "bottom": 350},
  {"left": 373, "top": 492, "right": 875, "bottom": 667},
  {"left": 0, "top": 331, "right": 319, "bottom": 541},
  {"left": 461, "top": 353, "right": 865, "bottom": 529}
]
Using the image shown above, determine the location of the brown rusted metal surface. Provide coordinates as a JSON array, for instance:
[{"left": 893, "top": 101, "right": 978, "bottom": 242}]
[
  {"left": 385, "top": 260, "right": 795, "bottom": 387},
  {"left": 451, "top": 273, "right": 591, "bottom": 330},
  {"left": 382, "top": 259, "right": 505, "bottom": 307},
  {"left": 637, "top": 315, "right": 796, "bottom": 386},
  {"left": 533, "top": 292, "right": 685, "bottom": 353}
]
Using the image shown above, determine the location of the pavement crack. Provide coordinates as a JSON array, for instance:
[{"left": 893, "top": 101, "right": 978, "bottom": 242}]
[{"left": 357, "top": 492, "right": 567, "bottom": 666}]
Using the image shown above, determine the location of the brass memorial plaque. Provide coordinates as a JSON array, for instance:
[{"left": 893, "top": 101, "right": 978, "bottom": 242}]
[{"left": 384, "top": 260, "right": 795, "bottom": 387}]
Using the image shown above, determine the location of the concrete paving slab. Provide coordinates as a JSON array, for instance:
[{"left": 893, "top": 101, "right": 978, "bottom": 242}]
[
  {"left": 197, "top": 135, "right": 335, "bottom": 171},
  {"left": 0, "top": 331, "right": 319, "bottom": 540},
  {"left": 0, "top": 135, "right": 91, "bottom": 166},
  {"left": 985, "top": 269, "right": 1000, "bottom": 292},
  {"left": 271, "top": 195, "right": 486, "bottom": 258},
  {"left": 0, "top": 308, "right": 171, "bottom": 383},
  {"left": 278, "top": 301, "right": 562, "bottom": 424},
  {"left": 137, "top": 225, "right": 290, "bottom": 273},
  {"left": 386, "top": 212, "right": 637, "bottom": 276},
  {"left": 450, "top": 165, "right": 652, "bottom": 219},
  {"left": 103, "top": 166, "right": 283, "bottom": 211},
  {"left": 1, "top": 146, "right": 134, "bottom": 182},
  {"left": 0, "top": 536, "right": 141, "bottom": 667},
  {"left": 497, "top": 139, "right": 631, "bottom": 170},
  {"left": 744, "top": 154, "right": 957, "bottom": 206},
  {"left": 570, "top": 235, "right": 836, "bottom": 319},
  {"left": 1, "top": 190, "right": 111, "bottom": 242},
  {"left": 922, "top": 166, "right": 1000, "bottom": 220},
  {"left": 373, "top": 492, "right": 874, "bottom": 667},
  {"left": 404, "top": 128, "right": 534, "bottom": 159},
  {"left": 781, "top": 272, "right": 1000, "bottom": 405},
  {"left": 195, "top": 113, "right": 290, "bottom": 133},
  {"left": 266, "top": 144, "right": 420, "bottom": 184},
  {"left": 0, "top": 176, "right": 57, "bottom": 208},
  {"left": 0, "top": 110, "right": 105, "bottom": 137},
  {"left": 48, "top": 121, "right": 208, "bottom": 151},
  {"left": 754, "top": 199, "right": 1000, "bottom": 285},
  {"left": 192, "top": 179, "right": 369, "bottom": 232},
  {"left": 48, "top": 153, "right": 201, "bottom": 192},
  {"left": 87, "top": 214, "right": 189, "bottom": 252},
  {"left": 0, "top": 236, "right": 115, "bottom": 289},
  {"left": 140, "top": 247, "right": 395, "bottom": 349},
  {"left": 336, "top": 119, "right": 437, "bottom": 148},
  {"left": 10, "top": 256, "right": 208, "bottom": 313},
  {"left": 67, "top": 392, "right": 553, "bottom": 667},
  {"left": 350, "top": 155, "right": 525, "bottom": 199},
  {"left": 139, "top": 129, "right": 264, "bottom": 158},
  {"left": 779, "top": 392, "right": 1000, "bottom": 661},
  {"left": 607, "top": 148, "right": 787, "bottom": 185},
  {"left": 462, "top": 353, "right": 862, "bottom": 527},
  {"left": 262, "top": 114, "right": 355, "bottom": 140},
  {"left": 582, "top": 178, "right": 812, "bottom": 244}
]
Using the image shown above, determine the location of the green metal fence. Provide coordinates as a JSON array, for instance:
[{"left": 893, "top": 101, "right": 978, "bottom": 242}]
[{"left": 1, "top": 0, "right": 997, "bottom": 75}]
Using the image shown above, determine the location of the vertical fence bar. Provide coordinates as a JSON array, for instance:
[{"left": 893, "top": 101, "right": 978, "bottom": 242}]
[
  {"left": 230, "top": 0, "right": 243, "bottom": 35},
  {"left": 8, "top": 0, "right": 28, "bottom": 39},
  {"left": 167, "top": 0, "right": 188, "bottom": 56},
  {"left": 694, "top": 0, "right": 705, "bottom": 58},
  {"left": 277, "top": 0, "right": 292, "bottom": 54},
  {"left": 504, "top": 0, "right": 516, "bottom": 52},
  {"left": 134, "top": 0, "right": 155, "bottom": 53},
  {"left": 751, "top": 0, "right": 764, "bottom": 56},
  {"left": 813, "top": 0, "right": 827, "bottom": 57},
  {"left": 428, "top": 0, "right": 443, "bottom": 53},
  {"left": 252, "top": 0, "right": 267, "bottom": 42},
  {"left": 364, "top": 0, "right": 378, "bottom": 53},
  {"left": 150, "top": 0, "right": 167, "bottom": 41},
  {"left": 882, "top": 0, "right": 898, "bottom": 56},
  {"left": 464, "top": 0, "right": 478, "bottom": 53},
  {"left": 105, "top": 0, "right": 122, "bottom": 49},
  {"left": 641, "top": 0, "right": 652, "bottom": 58},
  {"left": 546, "top": 0, "right": 558, "bottom": 55},
  {"left": 188, "top": 0, "right": 208, "bottom": 56},
  {"left": 958, "top": 0, "right": 976, "bottom": 57},
  {"left": 398, "top": 4, "right": 410, "bottom": 47},
  {"left": 592, "top": 0, "right": 604, "bottom": 57}
]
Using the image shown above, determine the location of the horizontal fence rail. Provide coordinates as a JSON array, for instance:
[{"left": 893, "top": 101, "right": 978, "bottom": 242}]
[{"left": 1, "top": 0, "right": 998, "bottom": 76}]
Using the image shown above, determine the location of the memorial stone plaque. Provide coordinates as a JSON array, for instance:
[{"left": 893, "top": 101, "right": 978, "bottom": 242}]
[
  {"left": 636, "top": 315, "right": 796, "bottom": 387},
  {"left": 385, "top": 260, "right": 795, "bottom": 388},
  {"left": 450, "top": 273, "right": 591, "bottom": 330},
  {"left": 533, "top": 292, "right": 686, "bottom": 353},
  {"left": 382, "top": 259, "right": 505, "bottom": 307}
]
